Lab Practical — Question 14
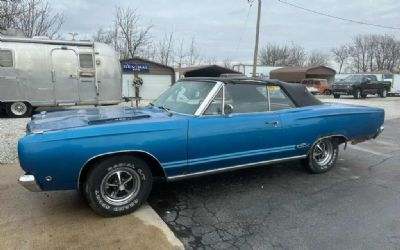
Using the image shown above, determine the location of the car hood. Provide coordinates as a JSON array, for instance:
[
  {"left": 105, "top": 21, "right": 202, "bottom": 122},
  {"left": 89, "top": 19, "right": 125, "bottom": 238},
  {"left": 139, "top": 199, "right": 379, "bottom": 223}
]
[{"left": 27, "top": 106, "right": 172, "bottom": 134}]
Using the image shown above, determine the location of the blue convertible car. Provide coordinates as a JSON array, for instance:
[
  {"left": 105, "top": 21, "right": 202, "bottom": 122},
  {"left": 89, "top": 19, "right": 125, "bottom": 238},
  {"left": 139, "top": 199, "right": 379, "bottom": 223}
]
[{"left": 18, "top": 77, "right": 384, "bottom": 217}]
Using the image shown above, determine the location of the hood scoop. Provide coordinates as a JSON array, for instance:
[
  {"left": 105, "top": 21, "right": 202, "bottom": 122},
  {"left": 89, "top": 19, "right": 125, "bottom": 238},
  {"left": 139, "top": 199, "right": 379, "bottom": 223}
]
[{"left": 27, "top": 107, "right": 151, "bottom": 134}]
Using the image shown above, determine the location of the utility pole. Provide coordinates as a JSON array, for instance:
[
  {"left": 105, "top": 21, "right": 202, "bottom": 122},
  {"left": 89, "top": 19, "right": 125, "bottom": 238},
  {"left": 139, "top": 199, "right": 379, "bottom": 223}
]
[{"left": 252, "top": 0, "right": 262, "bottom": 77}]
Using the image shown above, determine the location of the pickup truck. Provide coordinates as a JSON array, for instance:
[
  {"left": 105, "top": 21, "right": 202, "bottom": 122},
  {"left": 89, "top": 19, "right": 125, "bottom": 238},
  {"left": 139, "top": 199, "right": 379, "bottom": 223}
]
[{"left": 332, "top": 75, "right": 391, "bottom": 99}]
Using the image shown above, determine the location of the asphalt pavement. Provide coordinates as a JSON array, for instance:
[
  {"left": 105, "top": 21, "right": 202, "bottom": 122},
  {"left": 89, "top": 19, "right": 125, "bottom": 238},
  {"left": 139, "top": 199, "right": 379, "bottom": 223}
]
[{"left": 149, "top": 118, "right": 400, "bottom": 250}]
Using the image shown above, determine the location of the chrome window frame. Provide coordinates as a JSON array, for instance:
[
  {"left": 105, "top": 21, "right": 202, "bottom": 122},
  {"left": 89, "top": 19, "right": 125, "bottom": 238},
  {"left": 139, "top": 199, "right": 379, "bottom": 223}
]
[{"left": 194, "top": 81, "right": 224, "bottom": 116}]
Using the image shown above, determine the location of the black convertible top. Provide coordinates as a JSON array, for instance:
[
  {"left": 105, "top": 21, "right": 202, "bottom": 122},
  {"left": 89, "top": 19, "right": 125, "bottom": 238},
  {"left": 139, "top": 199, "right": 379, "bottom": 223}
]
[{"left": 179, "top": 77, "right": 323, "bottom": 107}]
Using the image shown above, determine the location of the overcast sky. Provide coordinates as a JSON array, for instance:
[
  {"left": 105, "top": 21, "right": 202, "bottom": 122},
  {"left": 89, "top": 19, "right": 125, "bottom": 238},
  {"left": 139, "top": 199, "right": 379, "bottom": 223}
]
[{"left": 52, "top": 0, "right": 400, "bottom": 64}]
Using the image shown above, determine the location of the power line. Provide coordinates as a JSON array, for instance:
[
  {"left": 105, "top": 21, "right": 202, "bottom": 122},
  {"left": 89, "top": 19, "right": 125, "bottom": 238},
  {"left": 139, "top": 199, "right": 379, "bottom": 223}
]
[
  {"left": 233, "top": 3, "right": 253, "bottom": 59},
  {"left": 277, "top": 0, "right": 400, "bottom": 30}
]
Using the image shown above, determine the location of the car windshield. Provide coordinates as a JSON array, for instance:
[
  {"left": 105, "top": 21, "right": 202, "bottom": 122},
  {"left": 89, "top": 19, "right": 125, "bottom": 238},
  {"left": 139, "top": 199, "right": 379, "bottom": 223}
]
[
  {"left": 344, "top": 75, "right": 364, "bottom": 83},
  {"left": 152, "top": 81, "right": 216, "bottom": 115}
]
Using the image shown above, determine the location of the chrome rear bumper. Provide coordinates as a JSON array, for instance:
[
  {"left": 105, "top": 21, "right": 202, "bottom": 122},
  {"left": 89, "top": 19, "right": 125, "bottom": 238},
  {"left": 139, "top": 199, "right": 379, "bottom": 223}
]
[{"left": 18, "top": 174, "right": 42, "bottom": 192}]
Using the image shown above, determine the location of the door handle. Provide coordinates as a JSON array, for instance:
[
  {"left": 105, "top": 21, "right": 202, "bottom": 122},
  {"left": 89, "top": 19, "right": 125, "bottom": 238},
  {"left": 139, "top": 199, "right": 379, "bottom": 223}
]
[{"left": 266, "top": 121, "right": 279, "bottom": 127}]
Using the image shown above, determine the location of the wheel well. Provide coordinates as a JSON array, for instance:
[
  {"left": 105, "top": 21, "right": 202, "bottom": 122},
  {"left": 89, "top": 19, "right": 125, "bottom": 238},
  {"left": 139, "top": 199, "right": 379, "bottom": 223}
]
[
  {"left": 332, "top": 135, "right": 347, "bottom": 145},
  {"left": 78, "top": 151, "right": 166, "bottom": 191}
]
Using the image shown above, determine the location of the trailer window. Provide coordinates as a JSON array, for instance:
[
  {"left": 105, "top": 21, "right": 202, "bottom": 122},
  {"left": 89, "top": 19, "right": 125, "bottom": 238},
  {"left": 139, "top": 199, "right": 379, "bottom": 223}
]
[
  {"left": 0, "top": 50, "right": 13, "bottom": 67},
  {"left": 79, "top": 54, "right": 94, "bottom": 69}
]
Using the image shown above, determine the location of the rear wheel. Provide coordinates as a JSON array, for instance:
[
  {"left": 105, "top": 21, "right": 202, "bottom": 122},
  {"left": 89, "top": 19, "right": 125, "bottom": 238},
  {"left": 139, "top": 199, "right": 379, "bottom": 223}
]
[
  {"left": 302, "top": 138, "right": 339, "bottom": 174},
  {"left": 361, "top": 93, "right": 367, "bottom": 98},
  {"left": 84, "top": 156, "right": 153, "bottom": 217},
  {"left": 5, "top": 102, "right": 32, "bottom": 118},
  {"left": 324, "top": 90, "right": 332, "bottom": 95},
  {"left": 333, "top": 94, "right": 340, "bottom": 99},
  {"left": 379, "top": 88, "right": 387, "bottom": 98}
]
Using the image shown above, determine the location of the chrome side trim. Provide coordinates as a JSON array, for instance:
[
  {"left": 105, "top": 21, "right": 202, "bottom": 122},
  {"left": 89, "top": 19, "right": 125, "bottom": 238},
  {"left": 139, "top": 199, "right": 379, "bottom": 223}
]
[
  {"left": 18, "top": 174, "right": 42, "bottom": 192},
  {"left": 77, "top": 150, "right": 167, "bottom": 190},
  {"left": 194, "top": 81, "right": 224, "bottom": 116},
  {"left": 167, "top": 155, "right": 307, "bottom": 181}
]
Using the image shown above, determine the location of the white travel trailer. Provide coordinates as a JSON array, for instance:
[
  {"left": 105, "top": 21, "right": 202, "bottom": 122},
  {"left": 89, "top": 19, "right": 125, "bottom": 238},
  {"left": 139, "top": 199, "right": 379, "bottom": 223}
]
[{"left": 0, "top": 36, "right": 122, "bottom": 117}]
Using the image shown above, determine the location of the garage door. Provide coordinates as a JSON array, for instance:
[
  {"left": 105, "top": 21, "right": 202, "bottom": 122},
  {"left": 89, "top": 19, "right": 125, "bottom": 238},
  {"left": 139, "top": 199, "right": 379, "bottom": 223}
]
[{"left": 122, "top": 74, "right": 172, "bottom": 100}]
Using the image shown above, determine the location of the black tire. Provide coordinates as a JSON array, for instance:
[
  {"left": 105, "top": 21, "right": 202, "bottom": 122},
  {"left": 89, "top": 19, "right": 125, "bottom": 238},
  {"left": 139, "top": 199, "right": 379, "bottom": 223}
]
[
  {"left": 379, "top": 88, "right": 387, "bottom": 98},
  {"left": 324, "top": 90, "right": 332, "bottom": 95},
  {"left": 5, "top": 101, "right": 32, "bottom": 118},
  {"left": 84, "top": 156, "right": 153, "bottom": 217},
  {"left": 353, "top": 89, "right": 361, "bottom": 99},
  {"left": 361, "top": 93, "right": 367, "bottom": 98},
  {"left": 333, "top": 94, "right": 340, "bottom": 99},
  {"left": 301, "top": 138, "right": 339, "bottom": 174}
]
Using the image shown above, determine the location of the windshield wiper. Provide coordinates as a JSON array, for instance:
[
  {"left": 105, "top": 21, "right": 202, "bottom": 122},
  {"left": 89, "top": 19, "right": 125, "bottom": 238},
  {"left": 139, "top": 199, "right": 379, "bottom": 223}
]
[
  {"left": 149, "top": 102, "right": 154, "bottom": 107},
  {"left": 158, "top": 106, "right": 171, "bottom": 112}
]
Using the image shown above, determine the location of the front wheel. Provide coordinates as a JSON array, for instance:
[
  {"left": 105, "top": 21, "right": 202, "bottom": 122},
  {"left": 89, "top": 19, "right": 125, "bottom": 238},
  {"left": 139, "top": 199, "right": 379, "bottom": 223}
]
[
  {"left": 302, "top": 138, "right": 339, "bottom": 174},
  {"left": 84, "top": 156, "right": 153, "bottom": 217},
  {"left": 333, "top": 94, "right": 340, "bottom": 99}
]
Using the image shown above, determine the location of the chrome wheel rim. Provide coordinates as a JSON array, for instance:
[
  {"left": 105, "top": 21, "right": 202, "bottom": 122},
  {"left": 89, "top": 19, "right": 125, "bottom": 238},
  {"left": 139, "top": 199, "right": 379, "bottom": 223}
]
[
  {"left": 383, "top": 89, "right": 387, "bottom": 97},
  {"left": 313, "top": 140, "right": 334, "bottom": 166},
  {"left": 10, "top": 102, "right": 27, "bottom": 116},
  {"left": 100, "top": 167, "right": 141, "bottom": 206}
]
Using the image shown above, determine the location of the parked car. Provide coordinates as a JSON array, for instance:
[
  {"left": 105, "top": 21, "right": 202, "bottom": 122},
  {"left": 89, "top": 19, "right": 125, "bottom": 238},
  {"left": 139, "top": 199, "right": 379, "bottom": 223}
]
[
  {"left": 332, "top": 75, "right": 391, "bottom": 99},
  {"left": 17, "top": 78, "right": 384, "bottom": 217},
  {"left": 301, "top": 78, "right": 331, "bottom": 95},
  {"left": 0, "top": 35, "right": 122, "bottom": 118}
]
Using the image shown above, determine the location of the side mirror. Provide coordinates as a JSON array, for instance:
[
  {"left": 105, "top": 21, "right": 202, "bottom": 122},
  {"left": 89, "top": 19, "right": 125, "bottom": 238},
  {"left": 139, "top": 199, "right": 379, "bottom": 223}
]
[
  {"left": 224, "top": 104, "right": 234, "bottom": 115},
  {"left": 363, "top": 78, "right": 371, "bottom": 83}
]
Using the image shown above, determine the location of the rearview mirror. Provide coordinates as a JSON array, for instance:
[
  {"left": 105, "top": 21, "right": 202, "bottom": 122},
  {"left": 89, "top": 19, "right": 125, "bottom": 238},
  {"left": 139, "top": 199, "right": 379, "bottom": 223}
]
[{"left": 224, "top": 104, "right": 234, "bottom": 115}]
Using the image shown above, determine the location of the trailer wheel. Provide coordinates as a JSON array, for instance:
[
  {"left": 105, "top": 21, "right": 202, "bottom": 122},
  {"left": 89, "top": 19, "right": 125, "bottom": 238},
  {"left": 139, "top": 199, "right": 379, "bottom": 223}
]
[{"left": 5, "top": 102, "right": 32, "bottom": 118}]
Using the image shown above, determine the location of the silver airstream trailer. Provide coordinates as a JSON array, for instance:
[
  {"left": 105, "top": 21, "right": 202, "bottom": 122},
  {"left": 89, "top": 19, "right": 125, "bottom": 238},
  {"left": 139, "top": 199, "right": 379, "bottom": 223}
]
[{"left": 0, "top": 35, "right": 122, "bottom": 117}]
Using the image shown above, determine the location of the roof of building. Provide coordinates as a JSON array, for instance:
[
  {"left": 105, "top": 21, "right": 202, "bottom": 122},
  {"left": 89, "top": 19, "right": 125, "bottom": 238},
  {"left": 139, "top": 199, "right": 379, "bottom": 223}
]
[
  {"left": 176, "top": 65, "right": 241, "bottom": 77},
  {"left": 269, "top": 66, "right": 336, "bottom": 83},
  {"left": 270, "top": 66, "right": 336, "bottom": 74},
  {"left": 120, "top": 57, "right": 175, "bottom": 72}
]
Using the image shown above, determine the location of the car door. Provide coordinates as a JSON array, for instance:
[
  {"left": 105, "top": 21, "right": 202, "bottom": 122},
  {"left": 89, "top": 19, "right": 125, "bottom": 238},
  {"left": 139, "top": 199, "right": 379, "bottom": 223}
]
[{"left": 187, "top": 83, "right": 289, "bottom": 174}]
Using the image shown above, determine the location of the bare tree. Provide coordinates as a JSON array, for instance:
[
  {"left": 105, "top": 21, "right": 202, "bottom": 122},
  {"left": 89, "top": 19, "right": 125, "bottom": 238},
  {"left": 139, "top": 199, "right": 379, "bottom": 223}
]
[
  {"left": 115, "top": 7, "right": 152, "bottom": 59},
  {"left": 222, "top": 58, "right": 233, "bottom": 69},
  {"left": 336, "top": 34, "right": 400, "bottom": 73},
  {"left": 0, "top": 0, "right": 64, "bottom": 38},
  {"left": 259, "top": 43, "right": 306, "bottom": 66},
  {"left": 157, "top": 32, "right": 174, "bottom": 66},
  {"left": 93, "top": 27, "right": 115, "bottom": 44},
  {"left": 0, "top": 0, "right": 23, "bottom": 31},
  {"left": 174, "top": 38, "right": 187, "bottom": 68},
  {"left": 307, "top": 50, "right": 330, "bottom": 67},
  {"left": 187, "top": 37, "right": 200, "bottom": 66},
  {"left": 331, "top": 45, "right": 349, "bottom": 73}
]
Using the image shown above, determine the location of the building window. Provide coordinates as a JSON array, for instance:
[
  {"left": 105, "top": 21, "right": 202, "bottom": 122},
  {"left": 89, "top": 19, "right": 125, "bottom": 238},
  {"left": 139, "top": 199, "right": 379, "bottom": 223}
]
[
  {"left": 79, "top": 54, "right": 94, "bottom": 69},
  {"left": 0, "top": 50, "right": 13, "bottom": 67}
]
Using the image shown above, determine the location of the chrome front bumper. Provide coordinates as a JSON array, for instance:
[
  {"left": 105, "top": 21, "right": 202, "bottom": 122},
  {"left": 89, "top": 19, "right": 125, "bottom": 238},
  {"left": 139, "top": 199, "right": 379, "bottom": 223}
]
[
  {"left": 373, "top": 126, "right": 384, "bottom": 139},
  {"left": 18, "top": 174, "right": 42, "bottom": 192}
]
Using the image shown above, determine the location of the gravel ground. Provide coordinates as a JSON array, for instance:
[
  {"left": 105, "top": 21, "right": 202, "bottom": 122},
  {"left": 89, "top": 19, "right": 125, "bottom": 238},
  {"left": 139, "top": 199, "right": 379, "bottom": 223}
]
[
  {"left": 0, "top": 114, "right": 29, "bottom": 165},
  {"left": 0, "top": 97, "right": 398, "bottom": 165}
]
